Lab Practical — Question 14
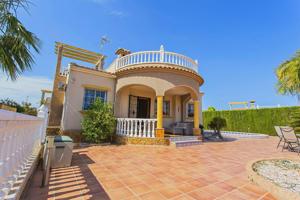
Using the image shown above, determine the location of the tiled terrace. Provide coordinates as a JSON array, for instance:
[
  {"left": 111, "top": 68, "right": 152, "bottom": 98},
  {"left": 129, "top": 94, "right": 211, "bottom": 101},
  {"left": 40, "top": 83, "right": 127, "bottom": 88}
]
[{"left": 22, "top": 137, "right": 298, "bottom": 200}]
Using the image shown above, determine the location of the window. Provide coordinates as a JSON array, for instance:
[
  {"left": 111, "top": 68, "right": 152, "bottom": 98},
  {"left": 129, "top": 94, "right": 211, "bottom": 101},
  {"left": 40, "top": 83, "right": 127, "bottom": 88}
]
[
  {"left": 163, "top": 101, "right": 170, "bottom": 116},
  {"left": 83, "top": 89, "right": 107, "bottom": 110},
  {"left": 188, "top": 103, "right": 194, "bottom": 117},
  {"left": 154, "top": 100, "right": 170, "bottom": 116}
]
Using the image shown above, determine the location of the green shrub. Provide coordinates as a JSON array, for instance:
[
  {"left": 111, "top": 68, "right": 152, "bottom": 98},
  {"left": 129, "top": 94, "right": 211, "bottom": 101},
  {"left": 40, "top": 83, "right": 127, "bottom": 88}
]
[
  {"left": 208, "top": 117, "right": 227, "bottom": 133},
  {"left": 203, "top": 106, "right": 300, "bottom": 136},
  {"left": 207, "top": 106, "right": 216, "bottom": 111},
  {"left": 81, "top": 99, "right": 116, "bottom": 143},
  {"left": 289, "top": 108, "right": 300, "bottom": 134}
]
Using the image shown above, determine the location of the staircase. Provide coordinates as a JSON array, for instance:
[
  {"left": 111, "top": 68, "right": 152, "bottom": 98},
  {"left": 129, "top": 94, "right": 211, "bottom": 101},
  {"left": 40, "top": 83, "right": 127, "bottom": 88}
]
[{"left": 168, "top": 136, "right": 202, "bottom": 147}]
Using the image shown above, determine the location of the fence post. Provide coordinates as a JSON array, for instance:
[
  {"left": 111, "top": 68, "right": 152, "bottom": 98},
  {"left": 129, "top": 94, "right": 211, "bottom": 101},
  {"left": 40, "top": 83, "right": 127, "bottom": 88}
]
[
  {"left": 37, "top": 104, "right": 49, "bottom": 144},
  {"left": 160, "top": 45, "right": 164, "bottom": 62}
]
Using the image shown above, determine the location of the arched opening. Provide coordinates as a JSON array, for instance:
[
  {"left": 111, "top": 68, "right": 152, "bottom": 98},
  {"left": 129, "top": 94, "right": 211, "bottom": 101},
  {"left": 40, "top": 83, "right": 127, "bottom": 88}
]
[
  {"left": 163, "top": 85, "right": 200, "bottom": 136},
  {"left": 115, "top": 84, "right": 156, "bottom": 118}
]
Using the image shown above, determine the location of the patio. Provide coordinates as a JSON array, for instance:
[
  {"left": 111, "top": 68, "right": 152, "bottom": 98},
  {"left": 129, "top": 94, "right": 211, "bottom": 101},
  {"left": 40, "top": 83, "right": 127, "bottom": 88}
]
[{"left": 22, "top": 137, "right": 298, "bottom": 200}]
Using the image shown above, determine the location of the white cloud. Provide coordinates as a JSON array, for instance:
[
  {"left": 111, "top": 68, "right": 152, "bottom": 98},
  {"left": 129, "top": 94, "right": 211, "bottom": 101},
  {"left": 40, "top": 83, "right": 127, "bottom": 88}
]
[
  {"left": 109, "top": 10, "right": 126, "bottom": 17},
  {"left": 0, "top": 74, "right": 53, "bottom": 107},
  {"left": 89, "top": 0, "right": 113, "bottom": 5}
]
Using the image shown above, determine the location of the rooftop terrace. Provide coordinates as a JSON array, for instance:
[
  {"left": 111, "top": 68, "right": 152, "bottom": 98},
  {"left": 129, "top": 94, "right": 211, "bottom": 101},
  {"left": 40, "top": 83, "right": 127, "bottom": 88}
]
[{"left": 108, "top": 45, "right": 199, "bottom": 73}]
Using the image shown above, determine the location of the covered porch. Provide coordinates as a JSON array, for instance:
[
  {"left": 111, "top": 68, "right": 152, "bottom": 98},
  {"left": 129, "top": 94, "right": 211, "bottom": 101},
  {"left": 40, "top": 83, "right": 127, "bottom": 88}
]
[{"left": 115, "top": 84, "right": 202, "bottom": 139}]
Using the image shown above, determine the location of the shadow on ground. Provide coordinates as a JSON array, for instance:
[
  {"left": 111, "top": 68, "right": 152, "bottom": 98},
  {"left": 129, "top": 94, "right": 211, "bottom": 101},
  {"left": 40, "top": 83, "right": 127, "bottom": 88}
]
[{"left": 21, "top": 149, "right": 110, "bottom": 200}]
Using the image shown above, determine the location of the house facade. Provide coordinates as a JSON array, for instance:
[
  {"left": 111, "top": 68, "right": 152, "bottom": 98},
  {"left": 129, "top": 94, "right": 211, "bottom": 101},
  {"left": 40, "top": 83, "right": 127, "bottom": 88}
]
[{"left": 48, "top": 43, "right": 204, "bottom": 142}]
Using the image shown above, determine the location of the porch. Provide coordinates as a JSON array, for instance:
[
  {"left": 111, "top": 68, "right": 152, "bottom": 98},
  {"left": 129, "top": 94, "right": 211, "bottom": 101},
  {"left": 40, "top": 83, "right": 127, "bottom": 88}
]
[{"left": 114, "top": 84, "right": 203, "bottom": 139}]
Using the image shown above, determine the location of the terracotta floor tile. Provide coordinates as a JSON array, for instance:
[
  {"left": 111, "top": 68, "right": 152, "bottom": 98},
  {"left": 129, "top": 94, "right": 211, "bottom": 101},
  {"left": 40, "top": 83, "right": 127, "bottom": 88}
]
[
  {"left": 172, "top": 194, "right": 195, "bottom": 200},
  {"left": 102, "top": 179, "right": 124, "bottom": 190},
  {"left": 23, "top": 137, "right": 300, "bottom": 200},
  {"left": 158, "top": 186, "right": 182, "bottom": 199},
  {"left": 187, "top": 188, "right": 215, "bottom": 200},
  {"left": 200, "top": 184, "right": 228, "bottom": 198},
  {"left": 214, "top": 181, "right": 236, "bottom": 192},
  {"left": 176, "top": 183, "right": 198, "bottom": 193},
  {"left": 241, "top": 183, "right": 267, "bottom": 196},
  {"left": 107, "top": 187, "right": 135, "bottom": 200},
  {"left": 128, "top": 183, "right": 152, "bottom": 195},
  {"left": 139, "top": 191, "right": 167, "bottom": 200}
]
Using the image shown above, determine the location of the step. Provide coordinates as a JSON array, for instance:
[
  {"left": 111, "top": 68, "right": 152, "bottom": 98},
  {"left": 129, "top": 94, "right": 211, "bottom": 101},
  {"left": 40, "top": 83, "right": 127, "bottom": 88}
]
[
  {"left": 168, "top": 136, "right": 199, "bottom": 142},
  {"left": 171, "top": 140, "right": 201, "bottom": 147}
]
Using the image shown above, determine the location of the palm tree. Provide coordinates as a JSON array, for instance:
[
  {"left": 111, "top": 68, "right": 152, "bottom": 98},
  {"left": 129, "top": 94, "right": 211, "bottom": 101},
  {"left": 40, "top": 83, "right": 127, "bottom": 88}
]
[
  {"left": 0, "top": 0, "right": 40, "bottom": 80},
  {"left": 276, "top": 51, "right": 300, "bottom": 105}
]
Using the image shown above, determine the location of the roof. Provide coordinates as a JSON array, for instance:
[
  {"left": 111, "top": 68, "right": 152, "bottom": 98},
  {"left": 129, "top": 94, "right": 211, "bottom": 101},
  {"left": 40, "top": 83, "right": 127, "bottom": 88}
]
[
  {"left": 69, "top": 63, "right": 116, "bottom": 78},
  {"left": 55, "top": 42, "right": 105, "bottom": 65}
]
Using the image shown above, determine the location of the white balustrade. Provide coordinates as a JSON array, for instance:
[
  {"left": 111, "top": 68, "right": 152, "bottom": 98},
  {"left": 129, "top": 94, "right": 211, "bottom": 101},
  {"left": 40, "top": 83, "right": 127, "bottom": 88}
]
[
  {"left": 0, "top": 105, "right": 48, "bottom": 199},
  {"left": 116, "top": 118, "right": 157, "bottom": 138},
  {"left": 112, "top": 45, "right": 198, "bottom": 73}
]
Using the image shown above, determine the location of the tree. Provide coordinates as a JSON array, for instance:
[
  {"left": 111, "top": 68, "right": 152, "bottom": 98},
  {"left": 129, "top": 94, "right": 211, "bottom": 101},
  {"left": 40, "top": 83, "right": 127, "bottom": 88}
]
[
  {"left": 0, "top": 98, "right": 24, "bottom": 112},
  {"left": 0, "top": 0, "right": 40, "bottom": 80},
  {"left": 207, "top": 106, "right": 216, "bottom": 111},
  {"left": 276, "top": 51, "right": 300, "bottom": 105},
  {"left": 21, "top": 101, "right": 37, "bottom": 116},
  {"left": 208, "top": 117, "right": 227, "bottom": 140},
  {"left": 81, "top": 98, "right": 116, "bottom": 143},
  {"left": 0, "top": 98, "right": 37, "bottom": 115}
]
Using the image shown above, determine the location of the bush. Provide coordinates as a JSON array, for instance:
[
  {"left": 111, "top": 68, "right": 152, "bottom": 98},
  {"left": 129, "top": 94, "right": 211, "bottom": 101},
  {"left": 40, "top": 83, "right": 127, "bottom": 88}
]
[
  {"left": 289, "top": 108, "right": 300, "bottom": 134},
  {"left": 208, "top": 117, "right": 227, "bottom": 133},
  {"left": 203, "top": 106, "right": 300, "bottom": 136},
  {"left": 207, "top": 106, "right": 216, "bottom": 111},
  {"left": 0, "top": 98, "right": 37, "bottom": 116},
  {"left": 81, "top": 99, "right": 116, "bottom": 143}
]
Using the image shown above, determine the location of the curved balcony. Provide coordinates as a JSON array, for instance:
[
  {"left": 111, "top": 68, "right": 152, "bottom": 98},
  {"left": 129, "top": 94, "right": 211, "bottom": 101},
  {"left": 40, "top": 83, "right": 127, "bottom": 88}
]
[{"left": 112, "top": 45, "right": 198, "bottom": 73}]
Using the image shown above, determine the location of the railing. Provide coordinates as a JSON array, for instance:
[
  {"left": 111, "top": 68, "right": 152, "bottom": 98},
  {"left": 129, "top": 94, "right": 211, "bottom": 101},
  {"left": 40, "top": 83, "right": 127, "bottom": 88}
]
[
  {"left": 0, "top": 105, "right": 48, "bottom": 199},
  {"left": 116, "top": 118, "right": 157, "bottom": 138},
  {"left": 112, "top": 45, "right": 198, "bottom": 73}
]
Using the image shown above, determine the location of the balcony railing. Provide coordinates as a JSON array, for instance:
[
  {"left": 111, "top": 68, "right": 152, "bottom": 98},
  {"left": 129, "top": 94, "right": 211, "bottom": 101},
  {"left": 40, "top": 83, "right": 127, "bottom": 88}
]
[
  {"left": 111, "top": 45, "right": 198, "bottom": 73},
  {"left": 116, "top": 118, "right": 157, "bottom": 138}
]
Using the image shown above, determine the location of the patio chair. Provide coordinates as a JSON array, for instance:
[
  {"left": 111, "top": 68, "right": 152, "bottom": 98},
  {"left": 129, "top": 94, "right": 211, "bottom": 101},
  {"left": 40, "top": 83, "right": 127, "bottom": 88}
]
[
  {"left": 280, "top": 127, "right": 300, "bottom": 155},
  {"left": 274, "top": 126, "right": 286, "bottom": 149}
]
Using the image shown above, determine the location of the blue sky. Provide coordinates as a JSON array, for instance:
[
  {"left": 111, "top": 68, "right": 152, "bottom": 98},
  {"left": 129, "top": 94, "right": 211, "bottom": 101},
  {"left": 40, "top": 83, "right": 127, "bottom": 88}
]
[{"left": 1, "top": 0, "right": 300, "bottom": 109}]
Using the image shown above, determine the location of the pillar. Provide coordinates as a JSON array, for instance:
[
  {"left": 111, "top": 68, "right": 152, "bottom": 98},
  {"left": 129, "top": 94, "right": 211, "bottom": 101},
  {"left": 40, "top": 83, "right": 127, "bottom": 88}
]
[
  {"left": 155, "top": 95, "right": 164, "bottom": 138},
  {"left": 193, "top": 100, "right": 201, "bottom": 136}
]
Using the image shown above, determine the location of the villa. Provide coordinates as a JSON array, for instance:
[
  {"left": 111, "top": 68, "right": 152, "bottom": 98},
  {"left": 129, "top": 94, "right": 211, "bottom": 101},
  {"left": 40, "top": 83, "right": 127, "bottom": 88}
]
[{"left": 47, "top": 42, "right": 204, "bottom": 143}]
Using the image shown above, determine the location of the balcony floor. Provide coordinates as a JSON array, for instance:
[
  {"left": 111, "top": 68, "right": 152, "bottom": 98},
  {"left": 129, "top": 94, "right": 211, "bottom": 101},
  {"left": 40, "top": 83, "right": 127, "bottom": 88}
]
[{"left": 22, "top": 137, "right": 297, "bottom": 200}]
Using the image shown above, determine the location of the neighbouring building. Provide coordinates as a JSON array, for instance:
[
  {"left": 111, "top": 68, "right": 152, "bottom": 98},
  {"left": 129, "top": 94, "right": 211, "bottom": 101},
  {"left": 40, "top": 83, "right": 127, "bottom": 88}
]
[{"left": 47, "top": 42, "right": 204, "bottom": 143}]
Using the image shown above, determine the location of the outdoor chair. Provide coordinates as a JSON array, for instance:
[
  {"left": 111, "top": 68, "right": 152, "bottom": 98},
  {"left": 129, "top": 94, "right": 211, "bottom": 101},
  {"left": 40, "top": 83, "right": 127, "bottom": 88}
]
[
  {"left": 274, "top": 126, "right": 286, "bottom": 149},
  {"left": 280, "top": 127, "right": 300, "bottom": 155}
]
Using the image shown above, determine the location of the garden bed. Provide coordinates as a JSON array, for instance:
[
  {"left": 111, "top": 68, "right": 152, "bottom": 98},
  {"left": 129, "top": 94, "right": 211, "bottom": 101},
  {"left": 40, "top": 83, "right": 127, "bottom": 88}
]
[{"left": 248, "top": 158, "right": 300, "bottom": 200}]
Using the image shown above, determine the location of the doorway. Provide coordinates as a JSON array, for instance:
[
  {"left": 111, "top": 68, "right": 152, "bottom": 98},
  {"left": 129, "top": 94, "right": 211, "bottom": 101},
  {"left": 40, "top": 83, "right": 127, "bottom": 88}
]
[{"left": 128, "top": 95, "right": 151, "bottom": 118}]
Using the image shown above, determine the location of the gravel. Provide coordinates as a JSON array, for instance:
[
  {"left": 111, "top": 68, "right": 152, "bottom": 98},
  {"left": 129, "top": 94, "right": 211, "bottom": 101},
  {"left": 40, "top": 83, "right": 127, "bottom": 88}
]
[{"left": 253, "top": 159, "right": 300, "bottom": 194}]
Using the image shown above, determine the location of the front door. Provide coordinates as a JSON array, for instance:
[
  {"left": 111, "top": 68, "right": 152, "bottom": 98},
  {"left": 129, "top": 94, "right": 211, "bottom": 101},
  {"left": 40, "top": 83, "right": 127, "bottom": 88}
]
[
  {"left": 137, "top": 97, "right": 150, "bottom": 118},
  {"left": 129, "top": 95, "right": 150, "bottom": 118}
]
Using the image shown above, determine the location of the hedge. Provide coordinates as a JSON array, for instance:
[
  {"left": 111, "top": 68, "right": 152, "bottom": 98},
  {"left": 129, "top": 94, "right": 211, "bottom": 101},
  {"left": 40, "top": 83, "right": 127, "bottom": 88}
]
[{"left": 203, "top": 106, "right": 300, "bottom": 136}]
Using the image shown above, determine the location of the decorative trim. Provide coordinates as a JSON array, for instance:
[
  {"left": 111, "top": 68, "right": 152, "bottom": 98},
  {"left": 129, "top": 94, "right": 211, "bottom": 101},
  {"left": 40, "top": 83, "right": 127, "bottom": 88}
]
[
  {"left": 70, "top": 64, "right": 116, "bottom": 78},
  {"left": 115, "top": 63, "right": 204, "bottom": 85},
  {"left": 115, "top": 135, "right": 169, "bottom": 145},
  {"left": 82, "top": 84, "right": 112, "bottom": 91}
]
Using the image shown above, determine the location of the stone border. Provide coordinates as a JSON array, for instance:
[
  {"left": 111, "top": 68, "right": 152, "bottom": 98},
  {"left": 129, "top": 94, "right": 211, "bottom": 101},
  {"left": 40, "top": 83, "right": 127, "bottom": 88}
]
[
  {"left": 114, "top": 135, "right": 170, "bottom": 146},
  {"left": 247, "top": 157, "right": 300, "bottom": 200},
  {"left": 205, "top": 130, "right": 268, "bottom": 139}
]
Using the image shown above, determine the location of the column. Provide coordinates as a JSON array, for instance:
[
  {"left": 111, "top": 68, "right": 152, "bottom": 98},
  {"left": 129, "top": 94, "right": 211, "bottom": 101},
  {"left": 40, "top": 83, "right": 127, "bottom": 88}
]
[
  {"left": 155, "top": 95, "right": 164, "bottom": 138},
  {"left": 193, "top": 100, "right": 201, "bottom": 136}
]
